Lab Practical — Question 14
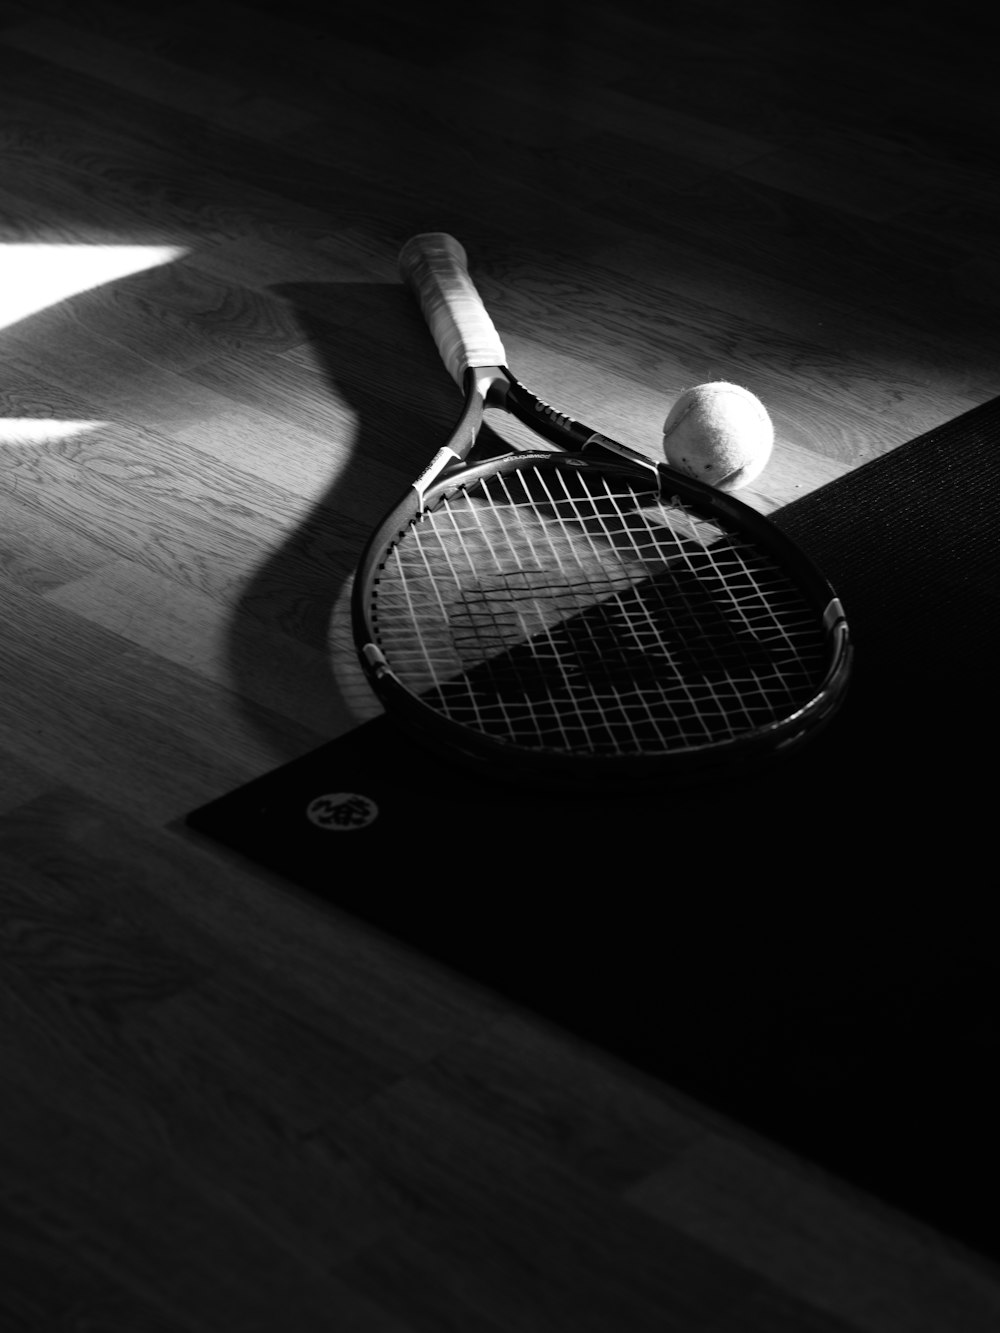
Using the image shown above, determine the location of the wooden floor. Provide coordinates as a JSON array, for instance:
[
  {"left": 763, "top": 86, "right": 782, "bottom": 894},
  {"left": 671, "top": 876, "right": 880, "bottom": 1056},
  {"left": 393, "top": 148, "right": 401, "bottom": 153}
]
[{"left": 2, "top": 0, "right": 999, "bottom": 1326}]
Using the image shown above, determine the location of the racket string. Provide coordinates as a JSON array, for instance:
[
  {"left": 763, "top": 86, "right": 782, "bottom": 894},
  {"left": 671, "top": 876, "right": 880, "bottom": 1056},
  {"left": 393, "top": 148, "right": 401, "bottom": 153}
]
[{"left": 370, "top": 463, "right": 829, "bottom": 754}]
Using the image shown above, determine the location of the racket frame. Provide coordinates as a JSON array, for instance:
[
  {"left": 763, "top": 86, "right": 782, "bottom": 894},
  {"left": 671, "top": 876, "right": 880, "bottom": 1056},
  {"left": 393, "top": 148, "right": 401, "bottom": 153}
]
[{"left": 351, "top": 364, "right": 852, "bottom": 787}]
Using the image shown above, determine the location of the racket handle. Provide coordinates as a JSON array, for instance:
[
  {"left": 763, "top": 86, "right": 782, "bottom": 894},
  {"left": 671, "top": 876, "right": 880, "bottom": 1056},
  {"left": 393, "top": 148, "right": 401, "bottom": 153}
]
[{"left": 399, "top": 233, "right": 508, "bottom": 385}]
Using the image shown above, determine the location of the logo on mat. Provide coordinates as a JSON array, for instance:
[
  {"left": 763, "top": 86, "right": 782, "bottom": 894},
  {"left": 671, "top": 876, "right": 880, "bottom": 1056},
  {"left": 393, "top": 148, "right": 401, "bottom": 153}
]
[{"left": 306, "top": 792, "right": 379, "bottom": 831}]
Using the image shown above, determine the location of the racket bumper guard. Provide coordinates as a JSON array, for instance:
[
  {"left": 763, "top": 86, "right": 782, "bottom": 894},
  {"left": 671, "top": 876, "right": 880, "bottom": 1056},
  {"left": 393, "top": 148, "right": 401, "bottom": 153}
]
[
  {"left": 824, "top": 596, "right": 847, "bottom": 631},
  {"left": 361, "top": 642, "right": 394, "bottom": 680}
]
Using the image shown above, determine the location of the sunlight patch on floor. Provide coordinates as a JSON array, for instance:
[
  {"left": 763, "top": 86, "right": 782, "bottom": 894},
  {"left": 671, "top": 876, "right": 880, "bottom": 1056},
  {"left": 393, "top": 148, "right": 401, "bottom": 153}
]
[
  {"left": 0, "top": 243, "right": 187, "bottom": 332},
  {"left": 0, "top": 419, "right": 106, "bottom": 445}
]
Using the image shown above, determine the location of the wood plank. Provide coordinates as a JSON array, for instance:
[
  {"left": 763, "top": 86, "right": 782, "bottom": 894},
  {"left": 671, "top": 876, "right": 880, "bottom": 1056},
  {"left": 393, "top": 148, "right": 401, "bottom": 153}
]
[
  {"left": 44, "top": 558, "right": 377, "bottom": 737},
  {"left": 2, "top": 15, "right": 316, "bottom": 141},
  {"left": 1, "top": 787, "right": 502, "bottom": 1096},
  {"left": 0, "top": 576, "right": 323, "bottom": 820},
  {"left": 626, "top": 1136, "right": 1000, "bottom": 1333}
]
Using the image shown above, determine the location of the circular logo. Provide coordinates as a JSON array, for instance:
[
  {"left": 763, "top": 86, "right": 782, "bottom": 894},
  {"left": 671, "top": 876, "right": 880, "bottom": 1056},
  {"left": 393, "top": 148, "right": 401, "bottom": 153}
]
[{"left": 305, "top": 792, "right": 379, "bottom": 831}]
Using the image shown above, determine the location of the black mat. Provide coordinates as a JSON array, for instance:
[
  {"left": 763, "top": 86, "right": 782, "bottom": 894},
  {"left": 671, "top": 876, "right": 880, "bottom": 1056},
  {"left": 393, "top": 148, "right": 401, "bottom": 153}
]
[{"left": 188, "top": 398, "right": 1000, "bottom": 1265}]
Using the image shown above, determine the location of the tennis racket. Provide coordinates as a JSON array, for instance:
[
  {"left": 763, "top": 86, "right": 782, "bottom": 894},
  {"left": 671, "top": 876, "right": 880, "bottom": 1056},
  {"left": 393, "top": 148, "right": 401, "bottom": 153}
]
[{"left": 351, "top": 233, "right": 851, "bottom": 787}]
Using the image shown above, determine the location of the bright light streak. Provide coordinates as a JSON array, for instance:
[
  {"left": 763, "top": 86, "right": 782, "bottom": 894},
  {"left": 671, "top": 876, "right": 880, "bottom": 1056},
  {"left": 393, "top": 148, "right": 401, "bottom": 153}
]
[
  {"left": 0, "top": 419, "right": 105, "bottom": 445},
  {"left": 0, "top": 243, "right": 187, "bottom": 332}
]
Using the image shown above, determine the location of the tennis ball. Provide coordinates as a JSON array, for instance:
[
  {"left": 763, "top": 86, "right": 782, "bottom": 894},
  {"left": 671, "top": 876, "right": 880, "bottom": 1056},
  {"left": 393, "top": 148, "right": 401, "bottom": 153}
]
[{"left": 662, "top": 382, "right": 774, "bottom": 491}]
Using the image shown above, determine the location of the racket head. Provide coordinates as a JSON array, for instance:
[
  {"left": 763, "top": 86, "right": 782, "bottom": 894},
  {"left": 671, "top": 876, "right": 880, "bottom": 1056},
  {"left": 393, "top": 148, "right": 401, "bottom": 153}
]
[{"left": 352, "top": 443, "right": 851, "bottom": 788}]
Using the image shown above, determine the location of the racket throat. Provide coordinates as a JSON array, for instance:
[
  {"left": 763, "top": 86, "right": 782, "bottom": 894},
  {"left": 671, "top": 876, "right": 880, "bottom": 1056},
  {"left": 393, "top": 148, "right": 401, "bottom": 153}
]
[
  {"left": 412, "top": 368, "right": 504, "bottom": 510},
  {"left": 500, "top": 373, "right": 661, "bottom": 479},
  {"left": 412, "top": 445, "right": 464, "bottom": 509}
]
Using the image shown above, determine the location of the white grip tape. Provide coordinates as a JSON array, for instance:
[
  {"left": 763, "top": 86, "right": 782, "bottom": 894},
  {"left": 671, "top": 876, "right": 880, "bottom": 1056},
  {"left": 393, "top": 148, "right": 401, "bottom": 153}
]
[{"left": 398, "top": 233, "right": 507, "bottom": 385}]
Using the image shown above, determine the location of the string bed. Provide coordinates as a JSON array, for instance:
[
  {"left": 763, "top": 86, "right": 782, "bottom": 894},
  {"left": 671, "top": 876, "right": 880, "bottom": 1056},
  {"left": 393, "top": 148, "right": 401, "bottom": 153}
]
[{"left": 369, "top": 462, "right": 829, "bottom": 755}]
